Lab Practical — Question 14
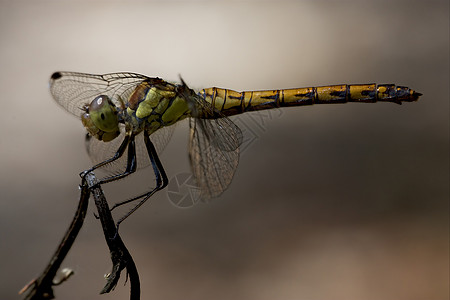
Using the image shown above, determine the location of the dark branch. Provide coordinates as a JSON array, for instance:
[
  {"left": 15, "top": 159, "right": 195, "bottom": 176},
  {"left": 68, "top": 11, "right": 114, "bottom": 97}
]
[
  {"left": 21, "top": 172, "right": 140, "bottom": 300},
  {"left": 83, "top": 172, "right": 140, "bottom": 299},
  {"left": 21, "top": 179, "right": 90, "bottom": 300}
]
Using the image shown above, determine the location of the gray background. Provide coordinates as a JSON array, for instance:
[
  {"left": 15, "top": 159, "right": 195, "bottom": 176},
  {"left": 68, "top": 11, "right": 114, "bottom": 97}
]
[{"left": 1, "top": 0, "right": 448, "bottom": 299}]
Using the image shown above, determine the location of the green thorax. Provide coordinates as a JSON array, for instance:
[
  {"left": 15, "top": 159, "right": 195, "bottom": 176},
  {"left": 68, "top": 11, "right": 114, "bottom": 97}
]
[{"left": 123, "top": 79, "right": 191, "bottom": 134}]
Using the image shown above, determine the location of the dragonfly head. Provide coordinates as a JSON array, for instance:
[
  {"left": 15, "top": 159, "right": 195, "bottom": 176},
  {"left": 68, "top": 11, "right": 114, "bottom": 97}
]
[{"left": 81, "top": 95, "right": 120, "bottom": 142}]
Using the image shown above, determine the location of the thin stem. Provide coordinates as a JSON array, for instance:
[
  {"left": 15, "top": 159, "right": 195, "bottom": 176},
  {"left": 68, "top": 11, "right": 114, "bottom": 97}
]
[
  {"left": 84, "top": 172, "right": 140, "bottom": 300},
  {"left": 21, "top": 179, "right": 90, "bottom": 300}
]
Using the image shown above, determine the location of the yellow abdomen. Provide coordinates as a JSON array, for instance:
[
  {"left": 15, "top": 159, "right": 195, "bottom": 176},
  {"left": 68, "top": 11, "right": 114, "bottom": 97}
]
[{"left": 198, "top": 84, "right": 421, "bottom": 117}]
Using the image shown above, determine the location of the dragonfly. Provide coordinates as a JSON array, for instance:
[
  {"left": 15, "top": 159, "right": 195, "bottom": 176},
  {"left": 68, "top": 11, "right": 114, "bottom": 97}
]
[{"left": 50, "top": 71, "right": 421, "bottom": 226}]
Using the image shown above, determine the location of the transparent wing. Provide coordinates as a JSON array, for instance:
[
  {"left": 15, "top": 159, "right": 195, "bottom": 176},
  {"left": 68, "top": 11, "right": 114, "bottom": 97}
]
[
  {"left": 186, "top": 89, "right": 243, "bottom": 200},
  {"left": 50, "top": 71, "right": 150, "bottom": 117}
]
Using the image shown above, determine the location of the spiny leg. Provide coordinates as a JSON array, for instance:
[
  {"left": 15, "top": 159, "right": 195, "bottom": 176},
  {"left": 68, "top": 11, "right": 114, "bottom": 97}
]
[
  {"left": 112, "top": 130, "right": 168, "bottom": 229},
  {"left": 88, "top": 135, "right": 138, "bottom": 220},
  {"left": 80, "top": 134, "right": 131, "bottom": 179},
  {"left": 97, "top": 136, "right": 137, "bottom": 185},
  {"left": 82, "top": 134, "right": 138, "bottom": 197}
]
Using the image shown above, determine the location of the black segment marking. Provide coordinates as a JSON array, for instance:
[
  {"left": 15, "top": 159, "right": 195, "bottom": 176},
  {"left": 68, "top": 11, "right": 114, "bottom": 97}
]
[
  {"left": 246, "top": 91, "right": 253, "bottom": 109},
  {"left": 275, "top": 90, "right": 280, "bottom": 107},
  {"left": 295, "top": 92, "right": 314, "bottom": 98},
  {"left": 330, "top": 91, "right": 347, "bottom": 98},
  {"left": 222, "top": 89, "right": 227, "bottom": 111},
  {"left": 261, "top": 94, "right": 278, "bottom": 100},
  {"left": 212, "top": 88, "right": 217, "bottom": 111},
  {"left": 361, "top": 89, "right": 376, "bottom": 98}
]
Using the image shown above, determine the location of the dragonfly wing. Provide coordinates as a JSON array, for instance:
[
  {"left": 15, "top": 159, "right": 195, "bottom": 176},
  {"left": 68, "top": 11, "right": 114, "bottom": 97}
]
[
  {"left": 175, "top": 81, "right": 242, "bottom": 200},
  {"left": 148, "top": 123, "right": 176, "bottom": 154},
  {"left": 50, "top": 71, "right": 149, "bottom": 117},
  {"left": 188, "top": 115, "right": 242, "bottom": 201}
]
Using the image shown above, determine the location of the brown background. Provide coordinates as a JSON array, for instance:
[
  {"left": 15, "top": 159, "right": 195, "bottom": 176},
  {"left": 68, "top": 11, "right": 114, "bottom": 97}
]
[{"left": 0, "top": 0, "right": 448, "bottom": 299}]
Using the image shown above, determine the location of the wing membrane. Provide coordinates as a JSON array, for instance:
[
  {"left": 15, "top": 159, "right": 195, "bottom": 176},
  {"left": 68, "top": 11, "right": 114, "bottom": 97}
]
[
  {"left": 186, "top": 89, "right": 243, "bottom": 200},
  {"left": 50, "top": 71, "right": 149, "bottom": 116},
  {"left": 189, "top": 117, "right": 241, "bottom": 200}
]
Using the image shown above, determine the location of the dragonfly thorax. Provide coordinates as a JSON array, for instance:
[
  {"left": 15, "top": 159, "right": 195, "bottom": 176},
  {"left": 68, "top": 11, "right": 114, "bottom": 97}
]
[
  {"left": 81, "top": 95, "right": 120, "bottom": 142},
  {"left": 122, "top": 81, "right": 192, "bottom": 135}
]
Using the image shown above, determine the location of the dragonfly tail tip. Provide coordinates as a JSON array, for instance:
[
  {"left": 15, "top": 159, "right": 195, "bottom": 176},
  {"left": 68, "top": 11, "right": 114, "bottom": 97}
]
[{"left": 411, "top": 91, "right": 422, "bottom": 102}]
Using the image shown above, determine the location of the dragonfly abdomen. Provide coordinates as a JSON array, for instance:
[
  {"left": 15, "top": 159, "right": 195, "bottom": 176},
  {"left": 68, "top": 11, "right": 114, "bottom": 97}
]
[{"left": 199, "top": 84, "right": 421, "bottom": 117}]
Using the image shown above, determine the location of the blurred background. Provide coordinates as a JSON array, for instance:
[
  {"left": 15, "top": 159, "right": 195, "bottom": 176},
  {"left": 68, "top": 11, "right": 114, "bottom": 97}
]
[{"left": 0, "top": 0, "right": 448, "bottom": 299}]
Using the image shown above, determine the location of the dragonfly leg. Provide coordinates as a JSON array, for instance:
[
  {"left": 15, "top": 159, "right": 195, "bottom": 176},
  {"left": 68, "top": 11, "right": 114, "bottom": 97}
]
[
  {"left": 79, "top": 134, "right": 131, "bottom": 178},
  {"left": 81, "top": 135, "right": 138, "bottom": 193},
  {"left": 112, "top": 130, "right": 168, "bottom": 230},
  {"left": 98, "top": 136, "right": 138, "bottom": 185}
]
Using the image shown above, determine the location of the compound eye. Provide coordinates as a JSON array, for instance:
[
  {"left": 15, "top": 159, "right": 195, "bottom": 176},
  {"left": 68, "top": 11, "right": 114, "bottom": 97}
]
[{"left": 88, "top": 95, "right": 119, "bottom": 132}]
